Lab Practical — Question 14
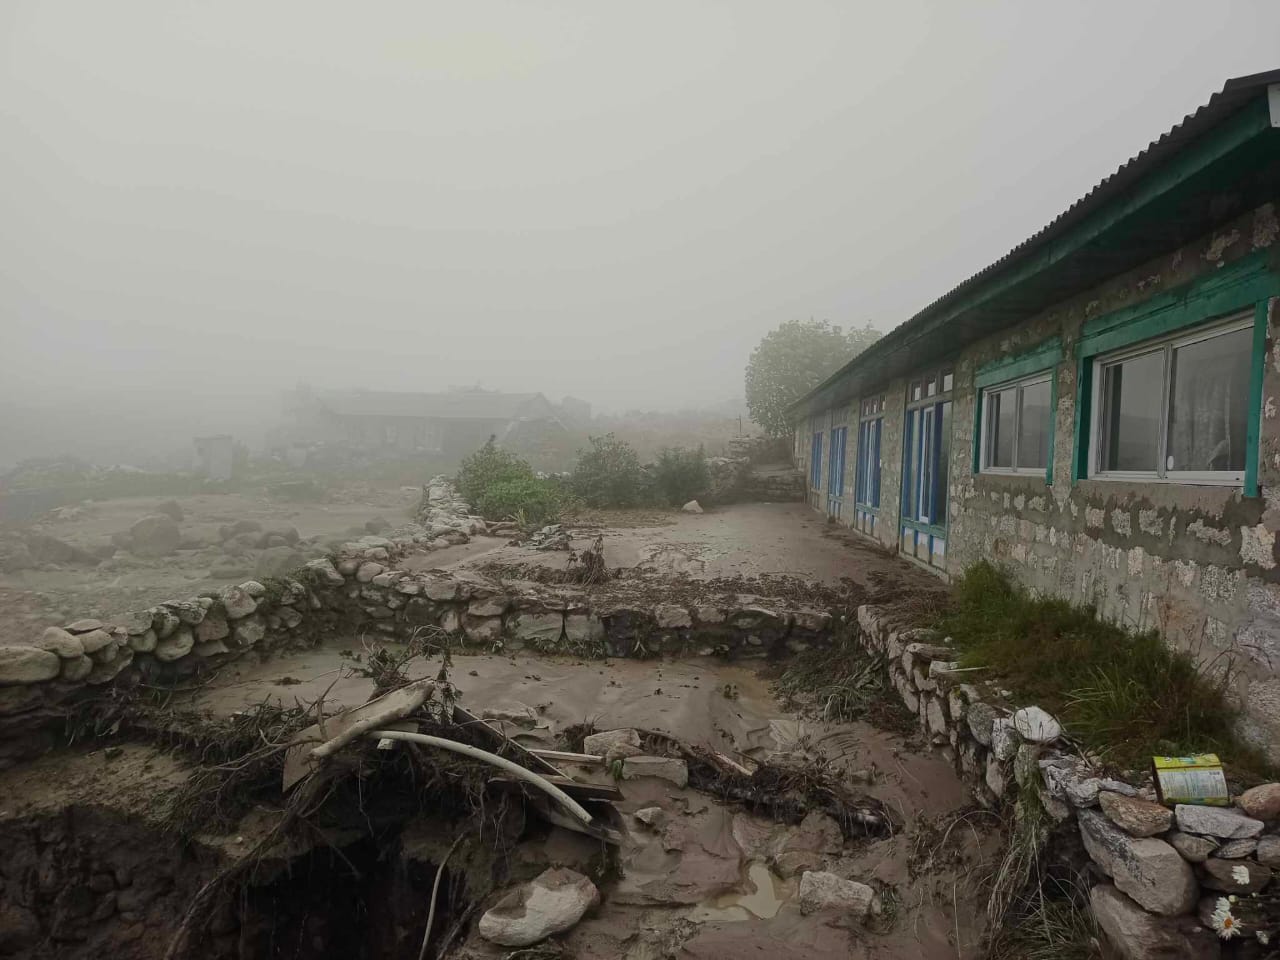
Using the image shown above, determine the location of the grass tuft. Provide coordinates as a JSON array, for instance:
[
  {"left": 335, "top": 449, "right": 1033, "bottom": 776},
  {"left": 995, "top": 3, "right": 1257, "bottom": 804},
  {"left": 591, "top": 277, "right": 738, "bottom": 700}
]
[{"left": 937, "top": 561, "right": 1268, "bottom": 776}]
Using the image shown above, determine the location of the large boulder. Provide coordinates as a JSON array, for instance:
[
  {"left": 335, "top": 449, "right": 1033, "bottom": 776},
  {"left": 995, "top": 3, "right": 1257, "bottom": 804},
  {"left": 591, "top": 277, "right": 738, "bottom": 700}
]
[
  {"left": 477, "top": 868, "right": 598, "bottom": 947},
  {"left": 1078, "top": 809, "right": 1197, "bottom": 915},
  {"left": 129, "top": 515, "right": 181, "bottom": 558},
  {"left": 1090, "top": 884, "right": 1219, "bottom": 960},
  {"left": 797, "top": 871, "right": 876, "bottom": 919},
  {"left": 0, "top": 646, "right": 60, "bottom": 685}
]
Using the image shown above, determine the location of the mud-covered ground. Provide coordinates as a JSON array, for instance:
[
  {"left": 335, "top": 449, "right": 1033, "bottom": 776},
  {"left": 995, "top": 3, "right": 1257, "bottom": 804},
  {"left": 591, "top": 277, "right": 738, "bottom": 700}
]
[{"left": 2, "top": 649, "right": 1000, "bottom": 959}]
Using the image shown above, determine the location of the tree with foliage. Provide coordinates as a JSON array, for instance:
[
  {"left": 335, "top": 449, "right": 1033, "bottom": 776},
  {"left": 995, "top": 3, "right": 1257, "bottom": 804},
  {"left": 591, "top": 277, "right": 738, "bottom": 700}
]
[
  {"left": 455, "top": 437, "right": 534, "bottom": 507},
  {"left": 570, "top": 434, "right": 647, "bottom": 508},
  {"left": 652, "top": 446, "right": 708, "bottom": 506},
  {"left": 744, "top": 319, "right": 880, "bottom": 437}
]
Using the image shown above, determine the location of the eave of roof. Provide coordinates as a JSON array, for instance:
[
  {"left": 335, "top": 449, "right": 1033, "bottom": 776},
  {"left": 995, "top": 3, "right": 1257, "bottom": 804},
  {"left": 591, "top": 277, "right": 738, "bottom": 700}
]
[{"left": 792, "top": 70, "right": 1280, "bottom": 420}]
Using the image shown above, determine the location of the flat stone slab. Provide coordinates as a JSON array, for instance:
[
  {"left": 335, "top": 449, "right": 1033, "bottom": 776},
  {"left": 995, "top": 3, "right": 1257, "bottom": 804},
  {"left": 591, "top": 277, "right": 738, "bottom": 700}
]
[
  {"left": 1174, "top": 804, "right": 1263, "bottom": 840},
  {"left": 622, "top": 756, "right": 689, "bottom": 787}
]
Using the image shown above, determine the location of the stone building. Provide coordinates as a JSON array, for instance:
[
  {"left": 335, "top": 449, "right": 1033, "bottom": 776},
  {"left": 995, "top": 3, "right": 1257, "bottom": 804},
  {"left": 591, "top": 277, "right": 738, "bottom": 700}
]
[
  {"left": 791, "top": 71, "right": 1280, "bottom": 756},
  {"left": 282, "top": 388, "right": 567, "bottom": 460}
]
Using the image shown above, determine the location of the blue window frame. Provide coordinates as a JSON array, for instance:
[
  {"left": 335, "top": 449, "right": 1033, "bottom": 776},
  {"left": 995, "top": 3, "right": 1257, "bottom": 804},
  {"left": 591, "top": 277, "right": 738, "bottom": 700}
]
[
  {"left": 810, "top": 431, "right": 823, "bottom": 489},
  {"left": 901, "top": 367, "right": 952, "bottom": 569},
  {"left": 827, "top": 424, "right": 847, "bottom": 518}
]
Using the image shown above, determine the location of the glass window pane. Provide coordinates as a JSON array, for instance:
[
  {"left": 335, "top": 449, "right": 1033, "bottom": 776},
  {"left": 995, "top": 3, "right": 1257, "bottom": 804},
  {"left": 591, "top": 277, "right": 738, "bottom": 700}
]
[
  {"left": 1016, "top": 380, "right": 1051, "bottom": 470},
  {"left": 1101, "top": 351, "right": 1164, "bottom": 472},
  {"left": 925, "top": 374, "right": 937, "bottom": 397},
  {"left": 934, "top": 401, "right": 951, "bottom": 525},
  {"left": 919, "top": 409, "right": 934, "bottom": 521},
  {"left": 986, "top": 388, "right": 1015, "bottom": 468},
  {"left": 911, "top": 381, "right": 922, "bottom": 401},
  {"left": 903, "top": 411, "right": 919, "bottom": 517},
  {"left": 942, "top": 372, "right": 954, "bottom": 392},
  {"left": 1166, "top": 326, "right": 1251, "bottom": 473}
]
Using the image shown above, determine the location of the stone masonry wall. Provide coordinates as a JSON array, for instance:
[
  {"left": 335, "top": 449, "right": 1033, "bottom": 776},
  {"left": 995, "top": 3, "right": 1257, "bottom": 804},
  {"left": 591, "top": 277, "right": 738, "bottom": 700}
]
[
  {"left": 858, "top": 602, "right": 1276, "bottom": 958},
  {"left": 807, "top": 201, "right": 1280, "bottom": 760}
]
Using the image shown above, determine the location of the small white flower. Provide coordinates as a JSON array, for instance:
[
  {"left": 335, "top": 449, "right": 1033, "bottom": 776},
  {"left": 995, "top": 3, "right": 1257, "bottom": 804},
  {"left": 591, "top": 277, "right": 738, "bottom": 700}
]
[
  {"left": 1232, "top": 865, "right": 1251, "bottom": 886},
  {"left": 1259, "top": 930, "right": 1271, "bottom": 945},
  {"left": 1212, "top": 898, "right": 1241, "bottom": 940}
]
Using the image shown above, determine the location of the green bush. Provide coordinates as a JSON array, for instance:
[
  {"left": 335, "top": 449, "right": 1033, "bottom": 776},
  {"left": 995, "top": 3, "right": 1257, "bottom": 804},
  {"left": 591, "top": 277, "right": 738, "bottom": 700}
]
[
  {"left": 652, "top": 446, "right": 708, "bottom": 506},
  {"left": 570, "top": 434, "right": 648, "bottom": 508},
  {"left": 475, "top": 477, "right": 562, "bottom": 526},
  {"left": 455, "top": 439, "right": 534, "bottom": 507}
]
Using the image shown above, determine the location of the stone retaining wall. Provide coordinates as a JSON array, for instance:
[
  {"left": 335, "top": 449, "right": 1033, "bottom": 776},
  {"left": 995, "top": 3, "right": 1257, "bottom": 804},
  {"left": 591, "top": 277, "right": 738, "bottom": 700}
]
[
  {"left": 0, "top": 560, "right": 835, "bottom": 771},
  {"left": 857, "top": 602, "right": 1275, "bottom": 957}
]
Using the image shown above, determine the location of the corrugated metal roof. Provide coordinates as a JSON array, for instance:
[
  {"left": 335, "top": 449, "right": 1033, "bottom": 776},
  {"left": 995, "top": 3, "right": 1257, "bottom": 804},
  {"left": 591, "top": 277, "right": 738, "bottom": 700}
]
[
  {"left": 318, "top": 390, "right": 551, "bottom": 421},
  {"left": 793, "top": 69, "right": 1280, "bottom": 415}
]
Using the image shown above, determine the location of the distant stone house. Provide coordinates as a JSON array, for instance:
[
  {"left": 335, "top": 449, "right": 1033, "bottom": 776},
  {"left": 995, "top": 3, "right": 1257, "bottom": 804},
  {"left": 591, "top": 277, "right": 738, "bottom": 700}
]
[
  {"left": 288, "top": 389, "right": 566, "bottom": 459},
  {"left": 791, "top": 71, "right": 1280, "bottom": 755}
]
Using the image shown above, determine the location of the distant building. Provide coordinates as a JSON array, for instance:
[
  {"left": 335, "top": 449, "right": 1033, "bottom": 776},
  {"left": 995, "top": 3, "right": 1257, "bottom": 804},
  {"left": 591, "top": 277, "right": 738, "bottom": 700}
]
[
  {"left": 558, "top": 396, "right": 592, "bottom": 426},
  {"left": 285, "top": 389, "right": 567, "bottom": 459}
]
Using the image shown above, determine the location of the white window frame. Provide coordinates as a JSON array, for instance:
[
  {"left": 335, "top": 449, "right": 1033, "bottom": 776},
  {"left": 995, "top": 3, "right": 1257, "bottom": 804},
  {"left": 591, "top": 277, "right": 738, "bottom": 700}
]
[
  {"left": 979, "top": 372, "right": 1053, "bottom": 476},
  {"left": 1087, "top": 311, "right": 1253, "bottom": 486}
]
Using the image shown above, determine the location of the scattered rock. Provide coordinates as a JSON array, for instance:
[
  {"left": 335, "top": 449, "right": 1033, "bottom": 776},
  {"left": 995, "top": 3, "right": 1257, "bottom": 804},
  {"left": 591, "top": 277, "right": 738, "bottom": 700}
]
[
  {"left": 1012, "top": 706, "right": 1061, "bottom": 742},
  {"left": 634, "top": 807, "right": 667, "bottom": 830},
  {"left": 1078, "top": 809, "right": 1197, "bottom": 915},
  {"left": 1099, "top": 791, "right": 1173, "bottom": 838},
  {"left": 1200, "top": 857, "right": 1271, "bottom": 893},
  {"left": 1090, "top": 883, "right": 1217, "bottom": 960},
  {"left": 128, "top": 515, "right": 181, "bottom": 558},
  {"left": 681, "top": 500, "right": 704, "bottom": 514},
  {"left": 583, "top": 729, "right": 641, "bottom": 756},
  {"left": 477, "top": 867, "right": 599, "bottom": 947},
  {"left": 1238, "top": 783, "right": 1280, "bottom": 821},
  {"left": 797, "top": 870, "right": 876, "bottom": 919},
  {"left": 1167, "top": 831, "right": 1218, "bottom": 863},
  {"left": 1174, "top": 804, "right": 1263, "bottom": 840},
  {"left": 622, "top": 756, "right": 689, "bottom": 787}
]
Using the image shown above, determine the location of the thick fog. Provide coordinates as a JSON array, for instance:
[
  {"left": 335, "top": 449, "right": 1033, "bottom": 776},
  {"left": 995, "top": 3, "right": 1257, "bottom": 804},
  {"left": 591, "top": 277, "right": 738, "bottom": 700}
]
[{"left": 3, "top": 1, "right": 1279, "bottom": 466}]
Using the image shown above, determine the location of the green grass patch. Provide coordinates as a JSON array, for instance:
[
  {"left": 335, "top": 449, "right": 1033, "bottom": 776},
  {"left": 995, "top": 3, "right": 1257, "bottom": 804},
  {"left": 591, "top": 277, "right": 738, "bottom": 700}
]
[
  {"left": 774, "top": 638, "right": 917, "bottom": 733},
  {"left": 937, "top": 561, "right": 1267, "bottom": 776}
]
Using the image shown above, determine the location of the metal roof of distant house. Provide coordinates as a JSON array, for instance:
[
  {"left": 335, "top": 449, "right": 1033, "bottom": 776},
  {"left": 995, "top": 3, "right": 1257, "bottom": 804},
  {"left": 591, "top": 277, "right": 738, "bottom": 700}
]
[
  {"left": 318, "top": 390, "right": 552, "bottom": 421},
  {"left": 792, "top": 69, "right": 1280, "bottom": 417}
]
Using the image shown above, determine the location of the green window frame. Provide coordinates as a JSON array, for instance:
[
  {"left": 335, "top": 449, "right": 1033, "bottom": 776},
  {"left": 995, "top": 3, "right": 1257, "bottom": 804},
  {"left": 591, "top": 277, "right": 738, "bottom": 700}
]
[
  {"left": 1071, "top": 250, "right": 1280, "bottom": 496},
  {"left": 972, "top": 338, "right": 1063, "bottom": 484}
]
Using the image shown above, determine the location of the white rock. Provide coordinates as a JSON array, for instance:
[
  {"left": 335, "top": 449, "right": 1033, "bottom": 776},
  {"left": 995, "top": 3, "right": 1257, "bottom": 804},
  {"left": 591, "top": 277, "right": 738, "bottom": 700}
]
[
  {"left": 797, "top": 870, "right": 876, "bottom": 919},
  {"left": 1174, "top": 804, "right": 1263, "bottom": 840},
  {"left": 583, "top": 728, "right": 641, "bottom": 756},
  {"left": 622, "top": 756, "right": 689, "bottom": 787},
  {"left": 304, "top": 558, "right": 345, "bottom": 585},
  {"left": 990, "top": 716, "right": 1019, "bottom": 760},
  {"left": 33, "top": 627, "right": 84, "bottom": 659},
  {"left": 1012, "top": 706, "right": 1061, "bottom": 743},
  {"left": 221, "top": 587, "right": 258, "bottom": 620},
  {"left": 634, "top": 807, "right": 667, "bottom": 829},
  {"left": 477, "top": 868, "right": 599, "bottom": 947},
  {"left": 681, "top": 500, "right": 703, "bottom": 514},
  {"left": 1078, "top": 809, "right": 1196, "bottom": 915}
]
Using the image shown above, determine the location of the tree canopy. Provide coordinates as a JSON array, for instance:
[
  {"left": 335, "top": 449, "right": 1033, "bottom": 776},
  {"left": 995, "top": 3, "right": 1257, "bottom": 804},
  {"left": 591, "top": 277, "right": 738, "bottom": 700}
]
[{"left": 744, "top": 320, "right": 880, "bottom": 436}]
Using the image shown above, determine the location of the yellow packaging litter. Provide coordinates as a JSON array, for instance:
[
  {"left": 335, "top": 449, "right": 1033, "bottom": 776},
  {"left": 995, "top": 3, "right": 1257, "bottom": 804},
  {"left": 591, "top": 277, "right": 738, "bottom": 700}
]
[{"left": 1151, "top": 754, "right": 1229, "bottom": 806}]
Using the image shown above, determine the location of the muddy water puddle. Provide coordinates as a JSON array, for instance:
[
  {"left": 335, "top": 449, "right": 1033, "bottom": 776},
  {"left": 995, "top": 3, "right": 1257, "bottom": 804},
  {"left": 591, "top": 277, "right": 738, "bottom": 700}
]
[{"left": 686, "top": 860, "right": 795, "bottom": 922}]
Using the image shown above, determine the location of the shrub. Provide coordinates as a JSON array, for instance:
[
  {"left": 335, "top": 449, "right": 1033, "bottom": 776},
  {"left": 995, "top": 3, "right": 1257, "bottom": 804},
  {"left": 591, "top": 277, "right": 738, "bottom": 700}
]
[
  {"left": 570, "top": 434, "right": 647, "bottom": 508},
  {"left": 455, "top": 439, "right": 533, "bottom": 507},
  {"left": 475, "top": 477, "right": 562, "bottom": 527},
  {"left": 937, "top": 561, "right": 1266, "bottom": 774},
  {"left": 652, "top": 446, "right": 708, "bottom": 506}
]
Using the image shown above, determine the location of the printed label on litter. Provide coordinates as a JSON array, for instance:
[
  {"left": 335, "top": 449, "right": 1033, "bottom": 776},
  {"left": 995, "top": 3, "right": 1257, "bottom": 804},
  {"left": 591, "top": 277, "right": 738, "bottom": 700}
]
[{"left": 1152, "top": 754, "right": 1229, "bottom": 806}]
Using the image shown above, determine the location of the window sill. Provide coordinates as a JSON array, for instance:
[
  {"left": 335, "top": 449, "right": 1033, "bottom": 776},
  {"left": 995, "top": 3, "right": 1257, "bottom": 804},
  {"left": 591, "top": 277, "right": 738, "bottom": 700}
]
[
  {"left": 1086, "top": 473, "right": 1243, "bottom": 488},
  {"left": 979, "top": 468, "right": 1049, "bottom": 479}
]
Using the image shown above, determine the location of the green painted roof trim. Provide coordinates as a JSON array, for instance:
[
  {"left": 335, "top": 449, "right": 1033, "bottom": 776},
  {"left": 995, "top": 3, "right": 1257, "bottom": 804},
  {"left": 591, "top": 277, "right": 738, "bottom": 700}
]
[{"left": 974, "top": 338, "right": 1064, "bottom": 389}]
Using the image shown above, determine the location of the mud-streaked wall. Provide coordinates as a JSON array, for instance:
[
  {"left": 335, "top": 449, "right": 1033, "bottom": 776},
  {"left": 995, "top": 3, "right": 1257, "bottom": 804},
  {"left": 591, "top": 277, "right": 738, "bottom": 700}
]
[{"left": 805, "top": 201, "right": 1280, "bottom": 759}]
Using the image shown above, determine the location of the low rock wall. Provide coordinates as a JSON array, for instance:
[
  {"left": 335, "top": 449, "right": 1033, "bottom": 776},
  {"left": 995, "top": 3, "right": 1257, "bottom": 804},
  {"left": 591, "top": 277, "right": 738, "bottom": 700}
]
[
  {"left": 857, "top": 602, "right": 1275, "bottom": 957},
  {"left": 0, "top": 562, "right": 835, "bottom": 771}
]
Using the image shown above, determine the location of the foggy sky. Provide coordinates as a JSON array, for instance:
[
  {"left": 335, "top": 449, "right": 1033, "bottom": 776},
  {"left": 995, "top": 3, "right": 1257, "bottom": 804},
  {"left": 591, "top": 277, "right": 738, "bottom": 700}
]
[{"left": 3, "top": 1, "right": 1279, "bottom": 464}]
